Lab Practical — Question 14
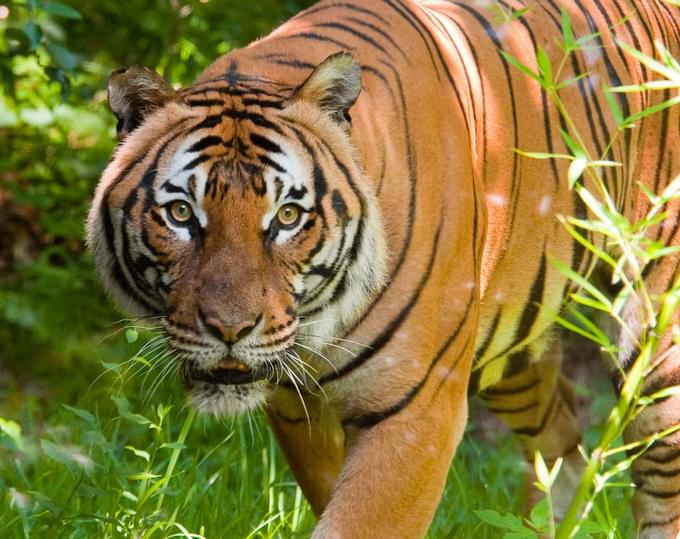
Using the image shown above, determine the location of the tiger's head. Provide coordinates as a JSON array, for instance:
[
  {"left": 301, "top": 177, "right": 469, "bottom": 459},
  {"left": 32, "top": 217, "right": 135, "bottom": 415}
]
[{"left": 87, "top": 53, "right": 387, "bottom": 415}]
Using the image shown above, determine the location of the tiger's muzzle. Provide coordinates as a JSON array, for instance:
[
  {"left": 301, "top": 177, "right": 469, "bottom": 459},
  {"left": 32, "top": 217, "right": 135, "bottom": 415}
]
[{"left": 183, "top": 355, "right": 274, "bottom": 386}]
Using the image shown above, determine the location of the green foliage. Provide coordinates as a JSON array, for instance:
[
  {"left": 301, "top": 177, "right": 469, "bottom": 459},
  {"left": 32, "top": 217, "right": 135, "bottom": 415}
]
[
  {"left": 506, "top": 5, "right": 680, "bottom": 538},
  {"left": 0, "top": 381, "right": 317, "bottom": 537}
]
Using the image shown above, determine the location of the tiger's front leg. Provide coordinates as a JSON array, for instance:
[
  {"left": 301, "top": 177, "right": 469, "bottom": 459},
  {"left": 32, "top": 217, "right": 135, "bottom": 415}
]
[
  {"left": 312, "top": 342, "right": 474, "bottom": 539},
  {"left": 267, "top": 393, "right": 345, "bottom": 516}
]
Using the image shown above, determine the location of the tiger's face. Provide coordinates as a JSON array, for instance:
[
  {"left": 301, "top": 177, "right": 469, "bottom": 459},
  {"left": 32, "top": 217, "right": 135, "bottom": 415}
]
[{"left": 88, "top": 55, "right": 387, "bottom": 415}]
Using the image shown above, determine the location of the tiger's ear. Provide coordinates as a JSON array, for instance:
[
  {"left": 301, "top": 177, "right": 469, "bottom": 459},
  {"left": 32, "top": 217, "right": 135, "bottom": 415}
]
[
  {"left": 108, "top": 65, "right": 179, "bottom": 141},
  {"left": 290, "top": 52, "right": 361, "bottom": 126}
]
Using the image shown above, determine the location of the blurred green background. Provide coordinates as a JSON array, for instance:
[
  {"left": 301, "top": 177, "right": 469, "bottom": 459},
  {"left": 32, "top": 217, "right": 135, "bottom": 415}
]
[
  {"left": 0, "top": 0, "right": 314, "bottom": 407},
  {"left": 0, "top": 1, "right": 627, "bottom": 537}
]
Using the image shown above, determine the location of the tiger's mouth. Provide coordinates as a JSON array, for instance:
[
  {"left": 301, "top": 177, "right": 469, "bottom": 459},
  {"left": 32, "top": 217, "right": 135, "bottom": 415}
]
[{"left": 185, "top": 357, "right": 268, "bottom": 386}]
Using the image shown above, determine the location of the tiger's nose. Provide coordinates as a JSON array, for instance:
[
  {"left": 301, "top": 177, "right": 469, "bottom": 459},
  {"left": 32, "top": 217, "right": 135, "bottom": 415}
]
[{"left": 202, "top": 313, "right": 261, "bottom": 344}]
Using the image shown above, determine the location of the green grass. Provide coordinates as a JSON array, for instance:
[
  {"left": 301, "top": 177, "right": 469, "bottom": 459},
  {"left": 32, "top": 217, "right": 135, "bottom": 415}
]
[{"left": 0, "top": 327, "right": 635, "bottom": 538}]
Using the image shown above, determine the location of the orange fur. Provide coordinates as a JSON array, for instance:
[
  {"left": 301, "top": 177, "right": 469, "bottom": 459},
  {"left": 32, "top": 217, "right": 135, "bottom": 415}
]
[{"left": 89, "top": 1, "right": 680, "bottom": 536}]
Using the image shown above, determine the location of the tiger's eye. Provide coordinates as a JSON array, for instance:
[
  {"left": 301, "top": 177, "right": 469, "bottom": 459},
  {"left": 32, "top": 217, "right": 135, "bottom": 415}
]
[
  {"left": 277, "top": 204, "right": 301, "bottom": 228},
  {"left": 168, "top": 201, "right": 193, "bottom": 223}
]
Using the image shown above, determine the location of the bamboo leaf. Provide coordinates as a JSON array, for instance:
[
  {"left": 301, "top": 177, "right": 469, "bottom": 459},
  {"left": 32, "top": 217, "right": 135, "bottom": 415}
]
[
  {"left": 569, "top": 308, "right": 612, "bottom": 345},
  {"left": 514, "top": 149, "right": 573, "bottom": 160},
  {"left": 615, "top": 38, "right": 680, "bottom": 82},
  {"left": 625, "top": 95, "right": 680, "bottom": 124},
  {"left": 560, "top": 6, "right": 575, "bottom": 51},
  {"left": 550, "top": 256, "right": 612, "bottom": 309},
  {"left": 568, "top": 157, "right": 588, "bottom": 188},
  {"left": 569, "top": 293, "right": 611, "bottom": 312},
  {"left": 560, "top": 218, "right": 618, "bottom": 268},
  {"left": 536, "top": 46, "right": 553, "bottom": 85},
  {"left": 500, "top": 50, "right": 542, "bottom": 82},
  {"left": 551, "top": 312, "right": 606, "bottom": 345},
  {"left": 560, "top": 128, "right": 586, "bottom": 159}
]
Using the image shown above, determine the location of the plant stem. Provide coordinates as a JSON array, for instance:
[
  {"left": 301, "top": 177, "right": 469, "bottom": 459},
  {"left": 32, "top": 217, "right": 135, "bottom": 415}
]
[{"left": 152, "top": 408, "right": 196, "bottom": 513}]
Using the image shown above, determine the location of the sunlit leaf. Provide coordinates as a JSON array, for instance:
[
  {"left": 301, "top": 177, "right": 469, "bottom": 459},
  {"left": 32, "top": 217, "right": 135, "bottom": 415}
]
[
  {"left": 568, "top": 157, "right": 588, "bottom": 188},
  {"left": 125, "top": 445, "right": 151, "bottom": 462}
]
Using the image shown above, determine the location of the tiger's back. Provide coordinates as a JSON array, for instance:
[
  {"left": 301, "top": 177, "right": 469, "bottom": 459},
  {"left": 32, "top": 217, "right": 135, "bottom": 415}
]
[{"left": 89, "top": 1, "right": 680, "bottom": 536}]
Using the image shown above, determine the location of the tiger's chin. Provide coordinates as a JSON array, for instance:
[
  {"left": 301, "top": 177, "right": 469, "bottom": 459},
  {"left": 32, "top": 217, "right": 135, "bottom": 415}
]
[
  {"left": 182, "top": 358, "right": 272, "bottom": 416},
  {"left": 186, "top": 379, "right": 270, "bottom": 416}
]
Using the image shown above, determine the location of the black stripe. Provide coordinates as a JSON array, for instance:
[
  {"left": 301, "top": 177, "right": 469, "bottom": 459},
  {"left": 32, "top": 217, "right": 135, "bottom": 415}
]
[
  {"left": 640, "top": 486, "right": 680, "bottom": 499},
  {"left": 186, "top": 98, "right": 225, "bottom": 108},
  {"left": 182, "top": 153, "right": 211, "bottom": 172},
  {"left": 299, "top": 2, "right": 389, "bottom": 25},
  {"left": 382, "top": 0, "right": 441, "bottom": 81},
  {"left": 498, "top": 1, "right": 561, "bottom": 192},
  {"left": 653, "top": 90, "right": 672, "bottom": 195},
  {"left": 468, "top": 369, "right": 481, "bottom": 394},
  {"left": 188, "top": 135, "right": 224, "bottom": 153},
  {"left": 250, "top": 133, "right": 282, "bottom": 154},
  {"left": 185, "top": 83, "right": 290, "bottom": 101},
  {"left": 277, "top": 31, "right": 353, "bottom": 51},
  {"left": 503, "top": 349, "right": 531, "bottom": 378},
  {"left": 642, "top": 442, "right": 680, "bottom": 465},
  {"left": 640, "top": 512, "right": 680, "bottom": 529},
  {"left": 345, "top": 59, "right": 416, "bottom": 332},
  {"left": 258, "top": 155, "right": 286, "bottom": 173},
  {"left": 481, "top": 377, "right": 540, "bottom": 397},
  {"left": 590, "top": 0, "right": 633, "bottom": 78},
  {"left": 572, "top": 0, "right": 619, "bottom": 199},
  {"left": 223, "top": 108, "right": 282, "bottom": 132},
  {"left": 487, "top": 251, "right": 547, "bottom": 362},
  {"left": 345, "top": 17, "right": 408, "bottom": 61},
  {"left": 344, "top": 318, "right": 473, "bottom": 429},
  {"left": 241, "top": 97, "right": 284, "bottom": 109},
  {"left": 474, "top": 309, "right": 501, "bottom": 363},
  {"left": 485, "top": 400, "right": 538, "bottom": 415},
  {"left": 456, "top": 2, "right": 519, "bottom": 239},
  {"left": 120, "top": 187, "right": 158, "bottom": 306},
  {"left": 315, "top": 21, "right": 392, "bottom": 58},
  {"left": 190, "top": 114, "right": 223, "bottom": 131},
  {"left": 300, "top": 230, "right": 349, "bottom": 308},
  {"left": 266, "top": 58, "right": 316, "bottom": 70},
  {"left": 416, "top": 8, "right": 471, "bottom": 138},
  {"left": 161, "top": 182, "right": 188, "bottom": 195},
  {"left": 361, "top": 64, "right": 397, "bottom": 104},
  {"left": 320, "top": 219, "right": 444, "bottom": 384},
  {"left": 513, "top": 391, "right": 557, "bottom": 437},
  {"left": 635, "top": 466, "right": 680, "bottom": 479}
]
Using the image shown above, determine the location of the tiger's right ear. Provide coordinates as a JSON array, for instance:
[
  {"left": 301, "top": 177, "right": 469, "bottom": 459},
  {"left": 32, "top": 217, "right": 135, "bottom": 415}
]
[
  {"left": 290, "top": 52, "right": 361, "bottom": 126},
  {"left": 108, "top": 65, "right": 179, "bottom": 141}
]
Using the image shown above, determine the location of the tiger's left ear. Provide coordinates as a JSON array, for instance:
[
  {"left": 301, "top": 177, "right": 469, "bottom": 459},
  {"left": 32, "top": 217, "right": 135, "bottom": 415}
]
[
  {"left": 290, "top": 52, "right": 361, "bottom": 126},
  {"left": 108, "top": 65, "right": 180, "bottom": 141}
]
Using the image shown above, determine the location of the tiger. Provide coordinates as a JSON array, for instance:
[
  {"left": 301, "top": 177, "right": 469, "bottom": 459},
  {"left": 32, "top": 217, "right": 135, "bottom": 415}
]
[{"left": 87, "top": 0, "right": 680, "bottom": 536}]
